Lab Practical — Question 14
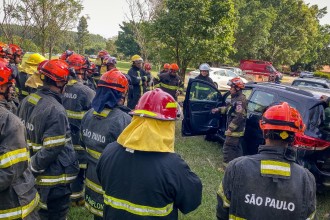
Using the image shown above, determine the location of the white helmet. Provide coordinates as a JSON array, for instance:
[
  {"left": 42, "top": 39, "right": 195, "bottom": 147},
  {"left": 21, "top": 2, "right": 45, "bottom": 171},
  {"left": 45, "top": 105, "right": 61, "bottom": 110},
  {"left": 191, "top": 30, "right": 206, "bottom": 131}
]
[{"left": 199, "top": 63, "right": 210, "bottom": 71}]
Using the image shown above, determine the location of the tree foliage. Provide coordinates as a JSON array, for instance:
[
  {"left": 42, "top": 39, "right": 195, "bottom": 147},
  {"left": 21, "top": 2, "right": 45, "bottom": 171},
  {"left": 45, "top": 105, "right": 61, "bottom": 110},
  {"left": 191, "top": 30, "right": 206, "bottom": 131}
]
[
  {"left": 115, "top": 22, "right": 141, "bottom": 57},
  {"left": 77, "top": 16, "right": 90, "bottom": 54}
]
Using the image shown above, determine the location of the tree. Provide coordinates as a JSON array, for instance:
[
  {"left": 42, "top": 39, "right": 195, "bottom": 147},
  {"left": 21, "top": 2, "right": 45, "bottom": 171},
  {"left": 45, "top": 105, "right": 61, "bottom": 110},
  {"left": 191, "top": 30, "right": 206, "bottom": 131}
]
[
  {"left": 21, "top": 0, "right": 83, "bottom": 58},
  {"left": 153, "top": 0, "right": 236, "bottom": 78},
  {"left": 115, "top": 22, "right": 141, "bottom": 57},
  {"left": 105, "top": 36, "right": 118, "bottom": 56},
  {"left": 77, "top": 16, "right": 89, "bottom": 54}
]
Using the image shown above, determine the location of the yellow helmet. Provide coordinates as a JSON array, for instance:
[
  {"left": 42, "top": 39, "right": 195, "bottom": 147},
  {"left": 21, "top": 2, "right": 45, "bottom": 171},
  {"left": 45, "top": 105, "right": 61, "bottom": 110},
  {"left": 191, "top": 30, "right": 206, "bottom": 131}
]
[
  {"left": 25, "top": 53, "right": 47, "bottom": 65},
  {"left": 131, "top": 54, "right": 143, "bottom": 62}
]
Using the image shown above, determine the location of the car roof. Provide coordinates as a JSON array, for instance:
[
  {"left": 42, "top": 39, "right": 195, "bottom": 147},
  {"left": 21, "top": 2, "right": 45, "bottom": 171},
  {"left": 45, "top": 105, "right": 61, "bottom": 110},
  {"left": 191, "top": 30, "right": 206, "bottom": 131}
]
[{"left": 293, "top": 77, "right": 329, "bottom": 83}]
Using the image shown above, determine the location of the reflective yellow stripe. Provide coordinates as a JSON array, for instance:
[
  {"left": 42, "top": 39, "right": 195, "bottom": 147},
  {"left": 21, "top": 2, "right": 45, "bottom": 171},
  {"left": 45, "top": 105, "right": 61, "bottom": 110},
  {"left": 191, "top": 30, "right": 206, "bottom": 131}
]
[
  {"left": 261, "top": 160, "right": 291, "bottom": 177},
  {"left": 85, "top": 178, "right": 104, "bottom": 195},
  {"left": 229, "top": 214, "right": 246, "bottom": 220},
  {"left": 195, "top": 85, "right": 210, "bottom": 91},
  {"left": 85, "top": 201, "right": 103, "bottom": 217},
  {"left": 27, "top": 93, "right": 41, "bottom": 105},
  {"left": 73, "top": 145, "right": 85, "bottom": 151},
  {"left": 27, "top": 140, "right": 42, "bottom": 152},
  {"left": 38, "top": 201, "right": 47, "bottom": 210},
  {"left": 43, "top": 135, "right": 66, "bottom": 148},
  {"left": 79, "top": 164, "right": 87, "bottom": 169},
  {"left": 165, "top": 102, "right": 177, "bottom": 108},
  {"left": 154, "top": 84, "right": 160, "bottom": 88},
  {"left": 86, "top": 148, "right": 101, "bottom": 160},
  {"left": 19, "top": 90, "right": 29, "bottom": 96},
  {"left": 66, "top": 110, "right": 86, "bottom": 120},
  {"left": 36, "top": 174, "right": 77, "bottom": 186},
  {"left": 0, "top": 192, "right": 39, "bottom": 219},
  {"left": 228, "top": 122, "right": 238, "bottom": 130},
  {"left": 0, "top": 148, "right": 29, "bottom": 168},
  {"left": 307, "top": 211, "right": 316, "bottom": 220},
  {"left": 133, "top": 110, "right": 157, "bottom": 117},
  {"left": 217, "top": 182, "right": 230, "bottom": 208},
  {"left": 93, "top": 109, "right": 111, "bottom": 117},
  {"left": 225, "top": 130, "right": 244, "bottom": 137},
  {"left": 159, "top": 83, "right": 179, "bottom": 91},
  {"left": 70, "top": 190, "right": 85, "bottom": 199},
  {"left": 104, "top": 194, "right": 173, "bottom": 217}
]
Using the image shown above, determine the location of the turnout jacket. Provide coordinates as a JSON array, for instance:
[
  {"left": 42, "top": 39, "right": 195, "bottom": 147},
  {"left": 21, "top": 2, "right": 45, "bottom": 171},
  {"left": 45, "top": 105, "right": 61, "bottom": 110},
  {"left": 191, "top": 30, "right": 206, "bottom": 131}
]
[
  {"left": 63, "top": 80, "right": 95, "bottom": 169},
  {"left": 0, "top": 106, "right": 39, "bottom": 220},
  {"left": 127, "top": 66, "right": 150, "bottom": 109},
  {"left": 219, "top": 91, "right": 247, "bottom": 137},
  {"left": 191, "top": 75, "right": 214, "bottom": 100},
  {"left": 80, "top": 107, "right": 131, "bottom": 217},
  {"left": 154, "top": 72, "right": 184, "bottom": 101},
  {"left": 96, "top": 142, "right": 203, "bottom": 220},
  {"left": 217, "top": 146, "right": 316, "bottom": 220},
  {"left": 17, "top": 88, "right": 79, "bottom": 202}
]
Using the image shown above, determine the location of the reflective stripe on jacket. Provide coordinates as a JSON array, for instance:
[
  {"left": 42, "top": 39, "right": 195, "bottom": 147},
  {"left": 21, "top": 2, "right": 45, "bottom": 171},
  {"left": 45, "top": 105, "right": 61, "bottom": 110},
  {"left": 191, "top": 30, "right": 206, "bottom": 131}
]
[{"left": 153, "top": 72, "right": 184, "bottom": 101}]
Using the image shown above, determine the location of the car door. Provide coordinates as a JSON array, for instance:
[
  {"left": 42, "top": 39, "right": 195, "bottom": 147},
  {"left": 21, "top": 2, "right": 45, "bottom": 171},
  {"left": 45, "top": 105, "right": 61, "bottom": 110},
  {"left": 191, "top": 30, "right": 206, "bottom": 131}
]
[{"left": 182, "top": 79, "right": 224, "bottom": 136}]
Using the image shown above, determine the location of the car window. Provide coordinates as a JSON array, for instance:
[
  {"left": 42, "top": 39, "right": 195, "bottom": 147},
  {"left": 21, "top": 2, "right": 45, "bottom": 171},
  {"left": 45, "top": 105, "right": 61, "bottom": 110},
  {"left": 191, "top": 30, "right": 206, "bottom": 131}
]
[
  {"left": 293, "top": 81, "right": 326, "bottom": 88},
  {"left": 218, "top": 70, "right": 226, "bottom": 76},
  {"left": 309, "top": 104, "right": 330, "bottom": 141},
  {"left": 189, "top": 81, "right": 219, "bottom": 101},
  {"left": 226, "top": 70, "right": 237, "bottom": 77},
  {"left": 248, "top": 91, "right": 275, "bottom": 112}
]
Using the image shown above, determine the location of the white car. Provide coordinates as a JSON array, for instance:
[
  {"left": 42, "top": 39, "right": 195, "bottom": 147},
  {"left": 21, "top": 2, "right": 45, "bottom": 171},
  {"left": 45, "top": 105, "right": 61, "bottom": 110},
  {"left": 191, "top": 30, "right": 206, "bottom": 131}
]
[{"left": 187, "top": 67, "right": 248, "bottom": 90}]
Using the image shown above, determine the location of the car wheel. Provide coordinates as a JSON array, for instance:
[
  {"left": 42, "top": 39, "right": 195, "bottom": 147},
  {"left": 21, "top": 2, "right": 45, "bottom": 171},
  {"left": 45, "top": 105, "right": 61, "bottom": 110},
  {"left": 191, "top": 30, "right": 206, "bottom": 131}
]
[{"left": 214, "top": 82, "right": 218, "bottom": 88}]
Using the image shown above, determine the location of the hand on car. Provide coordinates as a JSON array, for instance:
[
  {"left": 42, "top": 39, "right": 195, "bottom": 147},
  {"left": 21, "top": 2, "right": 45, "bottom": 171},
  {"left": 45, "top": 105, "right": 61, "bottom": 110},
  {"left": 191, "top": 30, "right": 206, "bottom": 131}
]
[
  {"left": 320, "top": 95, "right": 329, "bottom": 102},
  {"left": 211, "top": 108, "right": 219, "bottom": 114}
]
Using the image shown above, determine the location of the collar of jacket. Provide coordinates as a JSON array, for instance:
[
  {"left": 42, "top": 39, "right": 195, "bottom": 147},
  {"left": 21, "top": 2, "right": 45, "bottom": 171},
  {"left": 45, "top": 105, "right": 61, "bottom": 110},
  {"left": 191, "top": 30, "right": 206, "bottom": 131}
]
[
  {"left": 38, "top": 87, "right": 63, "bottom": 104},
  {"left": 258, "top": 145, "right": 295, "bottom": 162},
  {"left": 131, "top": 65, "right": 141, "bottom": 71}
]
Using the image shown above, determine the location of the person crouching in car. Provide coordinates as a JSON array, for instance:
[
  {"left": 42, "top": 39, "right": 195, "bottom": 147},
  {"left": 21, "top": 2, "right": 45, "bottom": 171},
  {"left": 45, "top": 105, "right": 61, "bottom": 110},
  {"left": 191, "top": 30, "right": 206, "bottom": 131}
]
[{"left": 216, "top": 102, "right": 316, "bottom": 220}]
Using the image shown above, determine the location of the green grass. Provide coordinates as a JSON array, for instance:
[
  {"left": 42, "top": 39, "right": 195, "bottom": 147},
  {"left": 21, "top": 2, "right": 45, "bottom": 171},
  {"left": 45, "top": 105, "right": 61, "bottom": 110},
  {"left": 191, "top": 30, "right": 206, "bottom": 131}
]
[{"left": 68, "top": 121, "right": 330, "bottom": 219}]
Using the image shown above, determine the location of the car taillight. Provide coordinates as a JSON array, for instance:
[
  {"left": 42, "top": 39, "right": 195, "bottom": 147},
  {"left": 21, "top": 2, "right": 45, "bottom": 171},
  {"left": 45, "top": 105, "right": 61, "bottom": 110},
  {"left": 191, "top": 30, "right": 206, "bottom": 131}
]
[{"left": 293, "top": 133, "right": 330, "bottom": 150}]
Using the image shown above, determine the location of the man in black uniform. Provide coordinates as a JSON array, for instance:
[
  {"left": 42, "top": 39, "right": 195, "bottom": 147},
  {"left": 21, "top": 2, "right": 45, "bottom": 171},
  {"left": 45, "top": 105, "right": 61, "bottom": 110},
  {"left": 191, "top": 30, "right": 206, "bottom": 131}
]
[
  {"left": 127, "top": 54, "right": 149, "bottom": 109},
  {"left": 18, "top": 59, "right": 79, "bottom": 220},
  {"left": 154, "top": 63, "right": 184, "bottom": 101},
  {"left": 97, "top": 88, "right": 202, "bottom": 220},
  {"left": 216, "top": 102, "right": 316, "bottom": 220},
  {"left": 0, "top": 58, "right": 40, "bottom": 220},
  {"left": 80, "top": 69, "right": 131, "bottom": 219},
  {"left": 212, "top": 77, "right": 247, "bottom": 167},
  {"left": 64, "top": 54, "right": 96, "bottom": 206}
]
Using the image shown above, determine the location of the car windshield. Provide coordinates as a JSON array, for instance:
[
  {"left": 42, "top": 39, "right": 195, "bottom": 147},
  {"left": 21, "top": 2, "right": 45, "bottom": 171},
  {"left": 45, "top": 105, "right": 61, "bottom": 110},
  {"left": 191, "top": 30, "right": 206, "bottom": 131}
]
[
  {"left": 308, "top": 104, "right": 330, "bottom": 141},
  {"left": 226, "top": 70, "right": 237, "bottom": 77}
]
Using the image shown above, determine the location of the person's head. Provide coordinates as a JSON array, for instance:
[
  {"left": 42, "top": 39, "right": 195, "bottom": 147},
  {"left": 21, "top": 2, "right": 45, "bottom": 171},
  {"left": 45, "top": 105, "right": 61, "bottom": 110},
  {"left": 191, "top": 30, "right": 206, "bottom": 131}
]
[
  {"left": 259, "top": 102, "right": 305, "bottom": 146},
  {"left": 169, "top": 63, "right": 179, "bottom": 76},
  {"left": 98, "top": 49, "right": 109, "bottom": 62},
  {"left": 130, "top": 88, "right": 178, "bottom": 121},
  {"left": 131, "top": 54, "right": 143, "bottom": 69},
  {"left": 0, "top": 58, "right": 14, "bottom": 101},
  {"left": 0, "top": 42, "right": 10, "bottom": 60},
  {"left": 66, "top": 54, "right": 87, "bottom": 77},
  {"left": 163, "top": 63, "right": 170, "bottom": 71},
  {"left": 38, "top": 59, "right": 71, "bottom": 94},
  {"left": 59, "top": 50, "right": 74, "bottom": 61},
  {"left": 98, "top": 69, "right": 129, "bottom": 105},
  {"left": 199, "top": 63, "right": 210, "bottom": 77},
  {"left": 8, "top": 44, "right": 24, "bottom": 64},
  {"left": 268, "top": 72, "right": 276, "bottom": 82},
  {"left": 227, "top": 77, "right": 245, "bottom": 96},
  {"left": 144, "top": 62, "right": 152, "bottom": 72},
  {"left": 103, "top": 55, "right": 117, "bottom": 71}
]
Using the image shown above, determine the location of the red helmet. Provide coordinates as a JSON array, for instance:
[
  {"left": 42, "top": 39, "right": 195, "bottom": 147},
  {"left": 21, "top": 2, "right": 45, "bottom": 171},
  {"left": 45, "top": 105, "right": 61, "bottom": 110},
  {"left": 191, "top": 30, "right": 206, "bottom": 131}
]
[
  {"left": 163, "top": 63, "right": 170, "bottom": 69},
  {"left": 259, "top": 102, "right": 305, "bottom": 133},
  {"left": 39, "top": 59, "right": 70, "bottom": 82},
  {"left": 0, "top": 58, "right": 13, "bottom": 86},
  {"left": 66, "top": 54, "right": 87, "bottom": 70},
  {"left": 169, "top": 63, "right": 179, "bottom": 71},
  {"left": 0, "top": 42, "right": 10, "bottom": 58},
  {"left": 8, "top": 44, "right": 23, "bottom": 57},
  {"left": 37, "top": 60, "right": 49, "bottom": 73},
  {"left": 144, "top": 63, "right": 152, "bottom": 71},
  {"left": 227, "top": 77, "right": 245, "bottom": 89},
  {"left": 130, "top": 88, "right": 178, "bottom": 121},
  {"left": 98, "top": 68, "right": 128, "bottom": 93},
  {"left": 59, "top": 50, "right": 74, "bottom": 60},
  {"left": 97, "top": 50, "right": 109, "bottom": 59}
]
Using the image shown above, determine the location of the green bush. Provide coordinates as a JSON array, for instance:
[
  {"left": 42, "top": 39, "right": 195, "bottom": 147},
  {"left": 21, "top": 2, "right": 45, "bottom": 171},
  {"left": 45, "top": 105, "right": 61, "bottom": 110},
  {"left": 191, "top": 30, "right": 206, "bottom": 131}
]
[{"left": 314, "top": 71, "right": 330, "bottom": 79}]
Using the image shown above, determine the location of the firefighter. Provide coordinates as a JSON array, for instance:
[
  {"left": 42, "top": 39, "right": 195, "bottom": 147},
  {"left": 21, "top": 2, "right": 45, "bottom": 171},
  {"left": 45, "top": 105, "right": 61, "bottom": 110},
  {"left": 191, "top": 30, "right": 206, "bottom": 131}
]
[
  {"left": 127, "top": 54, "right": 150, "bottom": 109},
  {"left": 159, "top": 63, "right": 170, "bottom": 75},
  {"left": 96, "top": 88, "right": 202, "bottom": 219},
  {"left": 143, "top": 62, "right": 152, "bottom": 91},
  {"left": 59, "top": 50, "right": 74, "bottom": 61},
  {"left": 103, "top": 55, "right": 117, "bottom": 71},
  {"left": 154, "top": 63, "right": 184, "bottom": 101},
  {"left": 17, "top": 59, "right": 79, "bottom": 220},
  {"left": 211, "top": 77, "right": 247, "bottom": 167},
  {"left": 80, "top": 69, "right": 131, "bottom": 219},
  {"left": 64, "top": 54, "right": 96, "bottom": 206},
  {"left": 95, "top": 50, "right": 109, "bottom": 75},
  {"left": 0, "top": 57, "right": 17, "bottom": 114},
  {"left": 216, "top": 102, "right": 316, "bottom": 220},
  {"left": 191, "top": 63, "right": 214, "bottom": 99},
  {"left": 0, "top": 58, "right": 40, "bottom": 220},
  {"left": 268, "top": 72, "right": 280, "bottom": 84},
  {"left": 17, "top": 53, "right": 47, "bottom": 101}
]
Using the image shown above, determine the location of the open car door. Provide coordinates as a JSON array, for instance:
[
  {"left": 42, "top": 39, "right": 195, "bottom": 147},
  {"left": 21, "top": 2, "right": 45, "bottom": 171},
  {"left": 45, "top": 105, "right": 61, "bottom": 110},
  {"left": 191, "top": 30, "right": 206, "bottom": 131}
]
[{"left": 182, "top": 79, "right": 224, "bottom": 136}]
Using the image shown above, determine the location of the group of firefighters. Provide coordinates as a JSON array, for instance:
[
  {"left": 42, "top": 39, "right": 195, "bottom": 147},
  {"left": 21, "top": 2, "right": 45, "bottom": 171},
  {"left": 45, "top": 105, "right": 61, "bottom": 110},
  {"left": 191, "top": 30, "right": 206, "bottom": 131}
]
[{"left": 0, "top": 41, "right": 318, "bottom": 220}]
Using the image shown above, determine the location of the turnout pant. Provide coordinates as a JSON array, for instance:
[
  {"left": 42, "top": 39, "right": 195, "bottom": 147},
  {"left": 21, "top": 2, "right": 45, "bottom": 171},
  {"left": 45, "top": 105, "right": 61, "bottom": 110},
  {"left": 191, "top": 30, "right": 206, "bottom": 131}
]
[{"left": 223, "top": 136, "right": 243, "bottom": 164}]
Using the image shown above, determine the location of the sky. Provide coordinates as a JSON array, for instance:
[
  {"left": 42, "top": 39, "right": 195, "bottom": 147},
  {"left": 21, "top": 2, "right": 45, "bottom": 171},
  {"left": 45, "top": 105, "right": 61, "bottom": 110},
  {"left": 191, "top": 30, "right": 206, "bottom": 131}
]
[{"left": 80, "top": 0, "right": 330, "bottom": 39}]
